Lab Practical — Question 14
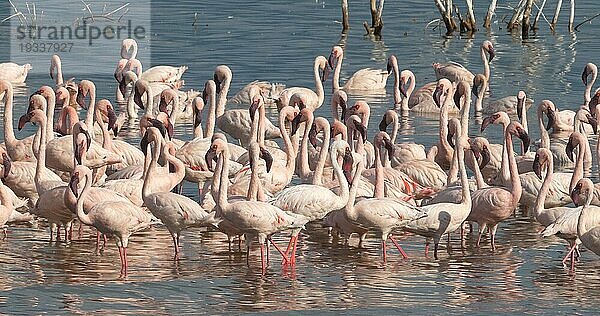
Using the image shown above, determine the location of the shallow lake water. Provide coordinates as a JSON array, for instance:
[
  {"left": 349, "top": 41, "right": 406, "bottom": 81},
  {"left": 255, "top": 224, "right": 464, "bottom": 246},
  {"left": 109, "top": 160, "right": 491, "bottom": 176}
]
[{"left": 1, "top": 0, "right": 600, "bottom": 313}]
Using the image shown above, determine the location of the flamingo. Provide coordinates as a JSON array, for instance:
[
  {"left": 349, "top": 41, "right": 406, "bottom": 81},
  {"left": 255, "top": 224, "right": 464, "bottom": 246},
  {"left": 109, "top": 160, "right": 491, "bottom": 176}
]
[
  {"left": 141, "top": 128, "right": 217, "bottom": 259},
  {"left": 1, "top": 80, "right": 35, "bottom": 162},
  {"left": 125, "top": 57, "right": 187, "bottom": 84},
  {"left": 467, "top": 121, "right": 527, "bottom": 251},
  {"left": 404, "top": 119, "right": 472, "bottom": 259},
  {"left": 573, "top": 178, "right": 600, "bottom": 257},
  {"left": 295, "top": 113, "right": 331, "bottom": 184},
  {"left": 0, "top": 178, "right": 15, "bottom": 239},
  {"left": 69, "top": 165, "right": 157, "bottom": 275},
  {"left": 582, "top": 62, "right": 597, "bottom": 108},
  {"left": 0, "top": 62, "right": 31, "bottom": 84},
  {"left": 343, "top": 150, "right": 427, "bottom": 262},
  {"left": 566, "top": 132, "right": 600, "bottom": 206},
  {"left": 472, "top": 76, "right": 531, "bottom": 115},
  {"left": 49, "top": 55, "right": 76, "bottom": 89},
  {"left": 428, "top": 78, "right": 456, "bottom": 170},
  {"left": 433, "top": 40, "right": 494, "bottom": 84},
  {"left": 208, "top": 137, "right": 309, "bottom": 272},
  {"left": 275, "top": 56, "right": 328, "bottom": 110},
  {"left": 228, "top": 80, "right": 286, "bottom": 106},
  {"left": 328, "top": 45, "right": 389, "bottom": 92},
  {"left": 270, "top": 140, "right": 354, "bottom": 264}
]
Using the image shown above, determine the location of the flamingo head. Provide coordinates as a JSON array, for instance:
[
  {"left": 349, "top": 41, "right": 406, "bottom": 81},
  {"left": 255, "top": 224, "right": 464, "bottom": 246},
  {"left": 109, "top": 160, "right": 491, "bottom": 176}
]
[
  {"left": 582, "top": 63, "right": 597, "bottom": 86},
  {"left": 342, "top": 147, "right": 353, "bottom": 183},
  {"left": 469, "top": 137, "right": 490, "bottom": 169},
  {"left": 507, "top": 121, "right": 530, "bottom": 153},
  {"left": 192, "top": 97, "right": 204, "bottom": 129},
  {"left": 480, "top": 111, "right": 509, "bottom": 133},
  {"left": 570, "top": 178, "right": 594, "bottom": 206},
  {"left": 159, "top": 89, "right": 177, "bottom": 116},
  {"left": 249, "top": 95, "right": 262, "bottom": 122},
  {"left": 453, "top": 81, "right": 471, "bottom": 110},
  {"left": 291, "top": 107, "right": 313, "bottom": 136},
  {"left": 347, "top": 115, "right": 367, "bottom": 143},
  {"left": 308, "top": 123, "right": 319, "bottom": 147},
  {"left": 399, "top": 70, "right": 414, "bottom": 98},
  {"left": 77, "top": 80, "right": 94, "bottom": 109},
  {"left": 472, "top": 74, "right": 487, "bottom": 98},
  {"left": 133, "top": 81, "right": 146, "bottom": 109},
  {"left": 533, "top": 148, "right": 551, "bottom": 180},
  {"left": 259, "top": 146, "right": 273, "bottom": 173},
  {"left": 516, "top": 91, "right": 526, "bottom": 118},
  {"left": 328, "top": 46, "right": 343, "bottom": 69},
  {"left": 374, "top": 131, "right": 394, "bottom": 161},
  {"left": 69, "top": 171, "right": 81, "bottom": 198},
  {"left": 483, "top": 40, "right": 495, "bottom": 62},
  {"left": 386, "top": 55, "right": 397, "bottom": 76},
  {"left": 433, "top": 78, "right": 452, "bottom": 108},
  {"left": 26, "top": 93, "right": 47, "bottom": 115},
  {"left": 565, "top": 132, "right": 582, "bottom": 163}
]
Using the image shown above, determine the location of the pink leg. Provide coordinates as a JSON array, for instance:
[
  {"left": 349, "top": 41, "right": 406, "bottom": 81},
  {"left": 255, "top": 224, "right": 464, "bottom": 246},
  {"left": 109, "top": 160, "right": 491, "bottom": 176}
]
[
  {"left": 425, "top": 241, "right": 430, "bottom": 256},
  {"left": 118, "top": 246, "right": 124, "bottom": 273},
  {"left": 382, "top": 239, "right": 387, "bottom": 263},
  {"left": 103, "top": 234, "right": 108, "bottom": 249},
  {"left": 283, "top": 236, "right": 296, "bottom": 264},
  {"left": 268, "top": 237, "right": 288, "bottom": 264},
  {"left": 562, "top": 242, "right": 578, "bottom": 265},
  {"left": 389, "top": 235, "right": 409, "bottom": 259},
  {"left": 123, "top": 247, "right": 128, "bottom": 274},
  {"left": 290, "top": 237, "right": 299, "bottom": 265},
  {"left": 56, "top": 224, "right": 61, "bottom": 241},
  {"left": 78, "top": 222, "right": 83, "bottom": 238},
  {"left": 260, "top": 243, "right": 266, "bottom": 273}
]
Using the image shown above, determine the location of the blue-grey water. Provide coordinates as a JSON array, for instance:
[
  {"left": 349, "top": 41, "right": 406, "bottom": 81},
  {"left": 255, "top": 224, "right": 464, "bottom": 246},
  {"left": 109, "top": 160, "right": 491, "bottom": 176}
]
[{"left": 1, "top": 0, "right": 600, "bottom": 314}]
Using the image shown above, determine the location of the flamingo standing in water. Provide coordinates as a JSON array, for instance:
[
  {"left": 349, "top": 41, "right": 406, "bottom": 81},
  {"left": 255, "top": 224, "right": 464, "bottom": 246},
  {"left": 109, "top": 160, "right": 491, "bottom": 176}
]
[
  {"left": 1, "top": 80, "right": 35, "bottom": 162},
  {"left": 275, "top": 56, "right": 329, "bottom": 110},
  {"left": 207, "top": 137, "right": 309, "bottom": 272},
  {"left": 467, "top": 121, "right": 528, "bottom": 251},
  {"left": 0, "top": 177, "right": 15, "bottom": 239},
  {"left": 328, "top": 45, "right": 389, "bottom": 92},
  {"left": 70, "top": 165, "right": 157, "bottom": 275},
  {"left": 433, "top": 40, "right": 494, "bottom": 84}
]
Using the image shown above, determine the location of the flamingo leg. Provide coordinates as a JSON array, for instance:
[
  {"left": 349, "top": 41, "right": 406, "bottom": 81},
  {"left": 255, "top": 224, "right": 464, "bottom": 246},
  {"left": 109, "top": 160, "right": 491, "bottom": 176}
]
[
  {"left": 283, "top": 235, "right": 296, "bottom": 264},
  {"left": 434, "top": 242, "right": 439, "bottom": 260},
  {"left": 382, "top": 239, "right": 387, "bottom": 263},
  {"left": 260, "top": 243, "right": 266, "bottom": 273},
  {"left": 2, "top": 228, "right": 7, "bottom": 240},
  {"left": 103, "top": 234, "right": 108, "bottom": 249},
  {"left": 238, "top": 235, "right": 242, "bottom": 252},
  {"left": 65, "top": 225, "right": 70, "bottom": 241},
  {"left": 172, "top": 233, "right": 179, "bottom": 260},
  {"left": 227, "top": 236, "right": 232, "bottom": 253},
  {"left": 490, "top": 225, "right": 498, "bottom": 252},
  {"left": 118, "top": 246, "right": 124, "bottom": 273},
  {"left": 50, "top": 226, "right": 54, "bottom": 242},
  {"left": 268, "top": 237, "right": 289, "bottom": 264},
  {"left": 290, "top": 236, "right": 299, "bottom": 265},
  {"left": 562, "top": 242, "right": 578, "bottom": 265},
  {"left": 476, "top": 223, "right": 486, "bottom": 249},
  {"left": 78, "top": 222, "right": 83, "bottom": 238},
  {"left": 389, "top": 235, "right": 409, "bottom": 259},
  {"left": 425, "top": 240, "right": 430, "bottom": 256},
  {"left": 265, "top": 240, "right": 270, "bottom": 265},
  {"left": 56, "top": 224, "right": 61, "bottom": 241},
  {"left": 123, "top": 246, "right": 128, "bottom": 274}
]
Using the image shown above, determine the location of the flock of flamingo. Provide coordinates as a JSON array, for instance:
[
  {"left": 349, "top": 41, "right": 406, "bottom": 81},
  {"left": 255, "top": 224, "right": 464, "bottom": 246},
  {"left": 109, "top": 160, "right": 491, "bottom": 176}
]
[{"left": 0, "top": 38, "right": 600, "bottom": 276}]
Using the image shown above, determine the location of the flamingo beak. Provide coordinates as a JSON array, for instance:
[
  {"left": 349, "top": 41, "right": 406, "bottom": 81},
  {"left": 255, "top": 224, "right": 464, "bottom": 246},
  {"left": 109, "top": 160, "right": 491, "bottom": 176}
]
[
  {"left": 134, "top": 86, "right": 144, "bottom": 109},
  {"left": 516, "top": 96, "right": 524, "bottom": 119},
  {"left": 140, "top": 131, "right": 150, "bottom": 155},
  {"left": 77, "top": 89, "right": 86, "bottom": 109},
  {"left": 2, "top": 153, "right": 11, "bottom": 178},
  {"left": 328, "top": 52, "right": 336, "bottom": 69},
  {"left": 17, "top": 113, "right": 31, "bottom": 130},
  {"left": 342, "top": 147, "right": 353, "bottom": 183},
  {"left": 472, "top": 82, "right": 480, "bottom": 97},
  {"left": 213, "top": 74, "right": 222, "bottom": 95},
  {"left": 259, "top": 147, "right": 273, "bottom": 173},
  {"left": 386, "top": 59, "right": 393, "bottom": 75},
  {"left": 588, "top": 114, "right": 599, "bottom": 135},
  {"left": 488, "top": 47, "right": 495, "bottom": 62},
  {"left": 570, "top": 183, "right": 582, "bottom": 205},
  {"left": 321, "top": 64, "right": 331, "bottom": 82},
  {"left": 480, "top": 115, "right": 494, "bottom": 133},
  {"left": 159, "top": 96, "right": 169, "bottom": 114},
  {"left": 433, "top": 85, "right": 444, "bottom": 108},
  {"left": 249, "top": 98, "right": 260, "bottom": 122},
  {"left": 82, "top": 129, "right": 92, "bottom": 153},
  {"left": 107, "top": 105, "right": 117, "bottom": 133},
  {"left": 205, "top": 148, "right": 217, "bottom": 171},
  {"left": 119, "top": 80, "right": 128, "bottom": 98},
  {"left": 447, "top": 128, "right": 455, "bottom": 148},
  {"left": 69, "top": 172, "right": 80, "bottom": 198},
  {"left": 354, "top": 120, "right": 367, "bottom": 143},
  {"left": 149, "top": 119, "right": 168, "bottom": 139},
  {"left": 400, "top": 81, "right": 407, "bottom": 98},
  {"left": 291, "top": 113, "right": 302, "bottom": 136},
  {"left": 565, "top": 137, "right": 576, "bottom": 162},
  {"left": 453, "top": 90, "right": 462, "bottom": 110},
  {"left": 194, "top": 110, "right": 203, "bottom": 129},
  {"left": 384, "top": 138, "right": 395, "bottom": 161},
  {"left": 517, "top": 128, "right": 530, "bottom": 153},
  {"left": 480, "top": 146, "right": 491, "bottom": 169},
  {"left": 74, "top": 140, "right": 85, "bottom": 165},
  {"left": 533, "top": 153, "right": 543, "bottom": 180},
  {"left": 545, "top": 109, "right": 556, "bottom": 131},
  {"left": 582, "top": 67, "right": 590, "bottom": 86},
  {"left": 378, "top": 117, "right": 388, "bottom": 132}
]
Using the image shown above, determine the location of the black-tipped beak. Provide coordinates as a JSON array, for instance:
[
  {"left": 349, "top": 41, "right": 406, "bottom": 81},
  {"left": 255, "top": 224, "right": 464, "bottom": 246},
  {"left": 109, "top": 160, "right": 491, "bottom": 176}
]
[
  {"left": 249, "top": 99, "right": 260, "bottom": 122},
  {"left": 74, "top": 140, "right": 84, "bottom": 165},
  {"left": 134, "top": 86, "right": 144, "bottom": 109},
  {"left": 321, "top": 64, "right": 331, "bottom": 82},
  {"left": 119, "top": 80, "right": 128, "bottom": 98},
  {"left": 565, "top": 137, "right": 576, "bottom": 162},
  {"left": 213, "top": 74, "right": 222, "bottom": 95},
  {"left": 259, "top": 147, "right": 273, "bottom": 173},
  {"left": 480, "top": 116, "right": 494, "bottom": 133},
  {"left": 69, "top": 172, "right": 80, "bottom": 198},
  {"left": 2, "top": 153, "right": 11, "bottom": 178},
  {"left": 447, "top": 129, "right": 455, "bottom": 148},
  {"left": 517, "top": 129, "right": 530, "bottom": 153},
  {"left": 342, "top": 147, "right": 353, "bottom": 182},
  {"left": 384, "top": 138, "right": 395, "bottom": 161},
  {"left": 433, "top": 85, "right": 444, "bottom": 108},
  {"left": 378, "top": 117, "right": 388, "bottom": 132},
  {"left": 77, "top": 90, "right": 86, "bottom": 109},
  {"left": 149, "top": 119, "right": 167, "bottom": 139},
  {"left": 545, "top": 109, "right": 556, "bottom": 131},
  {"left": 291, "top": 113, "right": 302, "bottom": 136},
  {"left": 17, "top": 113, "right": 30, "bottom": 130},
  {"left": 159, "top": 97, "right": 169, "bottom": 114},
  {"left": 480, "top": 146, "right": 491, "bottom": 169},
  {"left": 386, "top": 58, "right": 393, "bottom": 75},
  {"left": 488, "top": 47, "right": 495, "bottom": 62},
  {"left": 140, "top": 131, "right": 149, "bottom": 155},
  {"left": 400, "top": 83, "right": 407, "bottom": 99},
  {"left": 205, "top": 148, "right": 216, "bottom": 171},
  {"left": 453, "top": 90, "right": 462, "bottom": 110},
  {"left": 194, "top": 110, "right": 203, "bottom": 129},
  {"left": 472, "top": 83, "right": 480, "bottom": 97},
  {"left": 516, "top": 96, "right": 524, "bottom": 119},
  {"left": 328, "top": 52, "right": 336, "bottom": 69},
  {"left": 588, "top": 114, "right": 599, "bottom": 135},
  {"left": 82, "top": 129, "right": 92, "bottom": 153},
  {"left": 582, "top": 67, "right": 590, "bottom": 86},
  {"left": 354, "top": 121, "right": 367, "bottom": 143},
  {"left": 533, "top": 153, "right": 543, "bottom": 180}
]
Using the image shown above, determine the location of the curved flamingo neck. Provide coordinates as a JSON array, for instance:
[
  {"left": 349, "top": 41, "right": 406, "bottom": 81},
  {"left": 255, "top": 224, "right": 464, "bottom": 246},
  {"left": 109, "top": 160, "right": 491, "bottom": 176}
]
[
  {"left": 538, "top": 109, "right": 551, "bottom": 149},
  {"left": 391, "top": 60, "right": 401, "bottom": 107},
  {"left": 84, "top": 88, "right": 96, "bottom": 134},
  {"left": 535, "top": 157, "right": 554, "bottom": 219},
  {"left": 76, "top": 170, "right": 94, "bottom": 226},
  {"left": 54, "top": 58, "right": 64, "bottom": 86},
  {"left": 247, "top": 146, "right": 262, "bottom": 201},
  {"left": 345, "top": 158, "right": 364, "bottom": 220},
  {"left": 45, "top": 91, "right": 56, "bottom": 141},
  {"left": 95, "top": 110, "right": 113, "bottom": 151},
  {"left": 505, "top": 130, "right": 522, "bottom": 204},
  {"left": 143, "top": 84, "right": 154, "bottom": 117},
  {"left": 584, "top": 70, "right": 597, "bottom": 106},
  {"left": 313, "top": 58, "right": 325, "bottom": 107},
  {"left": 312, "top": 120, "right": 330, "bottom": 186},
  {"left": 217, "top": 147, "right": 231, "bottom": 209},
  {"left": 438, "top": 104, "right": 452, "bottom": 154},
  {"left": 3, "top": 87, "right": 16, "bottom": 146},
  {"left": 164, "top": 145, "right": 185, "bottom": 187},
  {"left": 498, "top": 120, "right": 510, "bottom": 186},
  {"left": 279, "top": 114, "right": 296, "bottom": 178},
  {"left": 474, "top": 82, "right": 486, "bottom": 112},
  {"left": 258, "top": 104, "right": 266, "bottom": 146},
  {"left": 570, "top": 137, "right": 588, "bottom": 194},
  {"left": 333, "top": 52, "right": 343, "bottom": 92},
  {"left": 460, "top": 92, "right": 471, "bottom": 138},
  {"left": 216, "top": 75, "right": 231, "bottom": 118},
  {"left": 298, "top": 116, "right": 314, "bottom": 180},
  {"left": 142, "top": 138, "right": 163, "bottom": 197},
  {"left": 390, "top": 113, "right": 399, "bottom": 144},
  {"left": 205, "top": 83, "right": 217, "bottom": 138},
  {"left": 34, "top": 115, "right": 48, "bottom": 191},
  {"left": 456, "top": 138, "right": 471, "bottom": 206},
  {"left": 402, "top": 73, "right": 415, "bottom": 112},
  {"left": 467, "top": 150, "right": 487, "bottom": 189},
  {"left": 126, "top": 75, "right": 139, "bottom": 119},
  {"left": 481, "top": 46, "right": 490, "bottom": 82}
]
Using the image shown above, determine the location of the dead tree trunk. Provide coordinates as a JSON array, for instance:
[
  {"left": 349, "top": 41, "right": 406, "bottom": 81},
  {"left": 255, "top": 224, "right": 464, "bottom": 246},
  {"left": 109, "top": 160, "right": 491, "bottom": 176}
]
[
  {"left": 483, "top": 0, "right": 498, "bottom": 28},
  {"left": 464, "top": 0, "right": 477, "bottom": 32},
  {"left": 434, "top": 0, "right": 457, "bottom": 34},
  {"left": 364, "top": 0, "right": 384, "bottom": 36},
  {"left": 568, "top": 0, "right": 575, "bottom": 32},
  {"left": 341, "top": 0, "right": 349, "bottom": 33},
  {"left": 522, "top": 0, "right": 535, "bottom": 39},
  {"left": 533, "top": 0, "right": 548, "bottom": 30},
  {"left": 551, "top": 0, "right": 563, "bottom": 30},
  {"left": 507, "top": 0, "right": 526, "bottom": 31}
]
